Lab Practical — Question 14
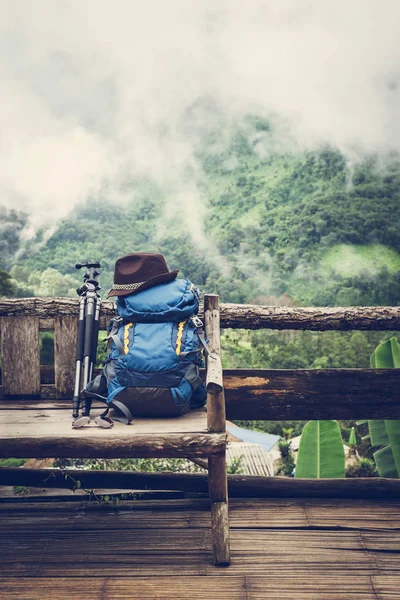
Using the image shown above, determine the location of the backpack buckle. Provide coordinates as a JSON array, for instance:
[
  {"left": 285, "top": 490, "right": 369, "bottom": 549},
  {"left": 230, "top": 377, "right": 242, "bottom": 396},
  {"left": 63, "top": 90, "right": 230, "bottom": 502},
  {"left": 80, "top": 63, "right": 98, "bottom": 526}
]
[{"left": 191, "top": 316, "right": 203, "bottom": 329}]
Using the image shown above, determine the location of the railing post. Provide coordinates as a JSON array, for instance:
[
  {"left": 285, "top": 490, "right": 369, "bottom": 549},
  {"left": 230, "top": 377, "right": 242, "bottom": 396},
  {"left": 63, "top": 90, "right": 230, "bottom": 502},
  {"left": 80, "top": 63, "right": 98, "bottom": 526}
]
[
  {"left": 0, "top": 316, "right": 40, "bottom": 396},
  {"left": 204, "top": 295, "right": 225, "bottom": 433},
  {"left": 54, "top": 316, "right": 78, "bottom": 399},
  {"left": 204, "top": 294, "right": 230, "bottom": 565}
]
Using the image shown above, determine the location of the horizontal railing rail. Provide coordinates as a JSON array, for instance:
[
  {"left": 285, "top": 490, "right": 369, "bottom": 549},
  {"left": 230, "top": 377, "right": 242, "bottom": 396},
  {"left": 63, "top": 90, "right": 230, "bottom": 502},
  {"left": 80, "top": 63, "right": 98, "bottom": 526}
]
[
  {"left": 1, "top": 367, "right": 399, "bottom": 420},
  {"left": 2, "top": 467, "right": 400, "bottom": 498},
  {"left": 1, "top": 297, "right": 400, "bottom": 330}
]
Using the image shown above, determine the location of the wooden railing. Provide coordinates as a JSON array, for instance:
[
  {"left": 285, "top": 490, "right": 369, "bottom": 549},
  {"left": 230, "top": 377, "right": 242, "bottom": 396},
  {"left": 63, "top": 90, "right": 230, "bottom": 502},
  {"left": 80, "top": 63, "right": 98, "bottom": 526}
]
[
  {"left": 1, "top": 297, "right": 400, "bottom": 499},
  {"left": 1, "top": 298, "right": 399, "bottom": 421}
]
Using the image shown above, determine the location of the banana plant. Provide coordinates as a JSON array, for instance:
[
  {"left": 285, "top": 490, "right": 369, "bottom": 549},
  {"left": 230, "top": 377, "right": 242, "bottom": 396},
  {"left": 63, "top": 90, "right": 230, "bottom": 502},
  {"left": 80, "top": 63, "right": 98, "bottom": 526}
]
[
  {"left": 359, "top": 337, "right": 400, "bottom": 478},
  {"left": 347, "top": 426, "right": 357, "bottom": 458},
  {"left": 348, "top": 427, "right": 357, "bottom": 447},
  {"left": 295, "top": 420, "right": 345, "bottom": 478}
]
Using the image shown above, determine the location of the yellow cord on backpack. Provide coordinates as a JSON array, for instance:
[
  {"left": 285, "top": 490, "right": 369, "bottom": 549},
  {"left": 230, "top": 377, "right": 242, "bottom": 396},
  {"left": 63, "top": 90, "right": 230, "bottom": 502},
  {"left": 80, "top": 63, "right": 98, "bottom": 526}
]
[
  {"left": 176, "top": 320, "right": 186, "bottom": 355},
  {"left": 124, "top": 323, "right": 133, "bottom": 354}
]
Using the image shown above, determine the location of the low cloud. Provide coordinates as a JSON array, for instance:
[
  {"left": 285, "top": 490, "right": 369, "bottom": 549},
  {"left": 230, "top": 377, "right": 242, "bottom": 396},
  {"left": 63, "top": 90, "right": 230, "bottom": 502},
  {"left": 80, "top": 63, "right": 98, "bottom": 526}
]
[{"left": 0, "top": 0, "right": 399, "bottom": 244}]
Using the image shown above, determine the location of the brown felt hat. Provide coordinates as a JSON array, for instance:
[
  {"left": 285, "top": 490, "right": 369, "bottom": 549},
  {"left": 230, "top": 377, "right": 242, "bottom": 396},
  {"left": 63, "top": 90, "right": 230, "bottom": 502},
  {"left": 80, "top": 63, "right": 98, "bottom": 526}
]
[{"left": 106, "top": 253, "right": 179, "bottom": 298}]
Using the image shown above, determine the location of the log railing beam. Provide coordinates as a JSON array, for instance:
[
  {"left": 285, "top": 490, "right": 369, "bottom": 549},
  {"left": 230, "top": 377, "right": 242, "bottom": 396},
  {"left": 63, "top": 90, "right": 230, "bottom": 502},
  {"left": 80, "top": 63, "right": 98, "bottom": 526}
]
[
  {"left": 2, "top": 369, "right": 399, "bottom": 420},
  {"left": 0, "top": 433, "right": 226, "bottom": 460},
  {"left": 1, "top": 298, "right": 400, "bottom": 330},
  {"left": 1, "top": 467, "right": 400, "bottom": 499}
]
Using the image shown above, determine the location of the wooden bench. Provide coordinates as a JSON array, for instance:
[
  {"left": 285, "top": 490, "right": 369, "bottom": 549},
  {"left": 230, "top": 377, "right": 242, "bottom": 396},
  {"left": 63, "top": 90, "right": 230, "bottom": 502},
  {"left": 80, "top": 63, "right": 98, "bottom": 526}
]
[{"left": 0, "top": 294, "right": 230, "bottom": 566}]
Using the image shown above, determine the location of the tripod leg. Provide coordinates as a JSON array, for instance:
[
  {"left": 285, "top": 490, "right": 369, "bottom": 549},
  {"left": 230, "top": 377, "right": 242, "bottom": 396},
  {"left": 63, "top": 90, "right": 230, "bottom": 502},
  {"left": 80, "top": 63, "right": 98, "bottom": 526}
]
[
  {"left": 82, "top": 292, "right": 96, "bottom": 416},
  {"left": 89, "top": 297, "right": 101, "bottom": 382},
  {"left": 83, "top": 296, "right": 102, "bottom": 417},
  {"left": 72, "top": 296, "right": 86, "bottom": 419}
]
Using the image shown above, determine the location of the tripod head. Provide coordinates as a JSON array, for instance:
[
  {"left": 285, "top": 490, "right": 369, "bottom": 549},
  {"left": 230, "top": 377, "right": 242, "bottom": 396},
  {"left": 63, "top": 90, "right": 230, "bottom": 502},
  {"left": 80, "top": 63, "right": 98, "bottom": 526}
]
[{"left": 75, "top": 261, "right": 101, "bottom": 296}]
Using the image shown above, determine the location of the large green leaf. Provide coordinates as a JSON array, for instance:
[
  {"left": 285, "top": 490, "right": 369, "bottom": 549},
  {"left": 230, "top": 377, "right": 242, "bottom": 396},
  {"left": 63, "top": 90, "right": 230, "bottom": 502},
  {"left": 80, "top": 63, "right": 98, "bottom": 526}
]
[
  {"left": 370, "top": 337, "right": 400, "bottom": 368},
  {"left": 369, "top": 420, "right": 390, "bottom": 447},
  {"left": 295, "top": 420, "right": 345, "bottom": 479},
  {"left": 385, "top": 420, "right": 400, "bottom": 476},
  {"left": 369, "top": 337, "right": 400, "bottom": 478},
  {"left": 374, "top": 446, "right": 398, "bottom": 478}
]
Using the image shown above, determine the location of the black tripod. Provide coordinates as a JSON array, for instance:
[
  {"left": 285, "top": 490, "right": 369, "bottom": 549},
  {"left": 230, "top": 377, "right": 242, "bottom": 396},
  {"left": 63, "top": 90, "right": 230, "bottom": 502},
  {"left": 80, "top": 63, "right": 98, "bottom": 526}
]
[{"left": 72, "top": 261, "right": 102, "bottom": 427}]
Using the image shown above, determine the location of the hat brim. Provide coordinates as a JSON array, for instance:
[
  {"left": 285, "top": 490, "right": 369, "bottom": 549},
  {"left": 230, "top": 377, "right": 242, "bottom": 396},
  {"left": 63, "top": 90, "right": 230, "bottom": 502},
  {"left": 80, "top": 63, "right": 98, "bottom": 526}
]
[{"left": 106, "top": 269, "right": 179, "bottom": 298}]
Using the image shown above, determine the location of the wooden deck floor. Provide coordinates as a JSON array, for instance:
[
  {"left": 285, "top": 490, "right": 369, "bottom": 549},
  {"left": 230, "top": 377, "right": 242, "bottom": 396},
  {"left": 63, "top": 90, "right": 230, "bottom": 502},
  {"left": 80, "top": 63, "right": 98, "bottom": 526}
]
[{"left": 0, "top": 496, "right": 399, "bottom": 599}]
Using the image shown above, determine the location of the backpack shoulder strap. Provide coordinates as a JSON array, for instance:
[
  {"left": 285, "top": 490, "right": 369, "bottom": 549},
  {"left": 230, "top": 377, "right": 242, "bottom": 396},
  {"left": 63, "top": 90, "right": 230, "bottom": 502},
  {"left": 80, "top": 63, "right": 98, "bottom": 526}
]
[{"left": 106, "top": 316, "right": 134, "bottom": 357}]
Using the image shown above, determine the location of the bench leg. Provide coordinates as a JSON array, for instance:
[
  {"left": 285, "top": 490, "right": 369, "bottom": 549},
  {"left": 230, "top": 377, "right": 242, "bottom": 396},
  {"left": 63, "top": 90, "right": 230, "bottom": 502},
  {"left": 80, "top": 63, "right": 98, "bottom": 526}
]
[{"left": 208, "top": 453, "right": 230, "bottom": 565}]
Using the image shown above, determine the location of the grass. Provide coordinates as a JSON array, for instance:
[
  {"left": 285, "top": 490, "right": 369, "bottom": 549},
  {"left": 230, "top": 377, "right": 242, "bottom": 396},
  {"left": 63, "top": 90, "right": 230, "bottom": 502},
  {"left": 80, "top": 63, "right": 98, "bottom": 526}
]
[
  {"left": 0, "top": 458, "right": 28, "bottom": 467},
  {"left": 319, "top": 244, "right": 400, "bottom": 277}
]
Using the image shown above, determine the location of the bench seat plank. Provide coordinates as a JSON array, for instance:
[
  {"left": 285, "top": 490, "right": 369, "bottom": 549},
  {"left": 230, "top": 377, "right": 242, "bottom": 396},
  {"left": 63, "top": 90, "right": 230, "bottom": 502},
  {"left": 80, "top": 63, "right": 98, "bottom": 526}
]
[
  {"left": 0, "top": 406, "right": 224, "bottom": 459},
  {"left": 0, "top": 405, "right": 208, "bottom": 434}
]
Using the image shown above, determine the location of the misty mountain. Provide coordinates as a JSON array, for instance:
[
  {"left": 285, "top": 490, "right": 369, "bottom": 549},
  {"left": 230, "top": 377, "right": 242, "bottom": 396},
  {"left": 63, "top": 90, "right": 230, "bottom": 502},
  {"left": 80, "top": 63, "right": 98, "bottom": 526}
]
[{"left": 4, "top": 115, "right": 400, "bottom": 307}]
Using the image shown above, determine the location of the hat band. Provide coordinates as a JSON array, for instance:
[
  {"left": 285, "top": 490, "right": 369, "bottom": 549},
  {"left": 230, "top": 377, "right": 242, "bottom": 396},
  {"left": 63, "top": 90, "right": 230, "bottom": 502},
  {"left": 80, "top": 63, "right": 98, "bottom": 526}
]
[{"left": 112, "top": 281, "right": 145, "bottom": 291}]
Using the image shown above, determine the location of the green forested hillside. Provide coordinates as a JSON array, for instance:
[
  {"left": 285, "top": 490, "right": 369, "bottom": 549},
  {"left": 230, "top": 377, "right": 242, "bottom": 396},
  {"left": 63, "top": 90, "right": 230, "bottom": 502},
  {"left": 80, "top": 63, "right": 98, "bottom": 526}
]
[
  {"left": 2, "top": 118, "right": 399, "bottom": 449},
  {"left": 2, "top": 117, "right": 400, "bottom": 308}
]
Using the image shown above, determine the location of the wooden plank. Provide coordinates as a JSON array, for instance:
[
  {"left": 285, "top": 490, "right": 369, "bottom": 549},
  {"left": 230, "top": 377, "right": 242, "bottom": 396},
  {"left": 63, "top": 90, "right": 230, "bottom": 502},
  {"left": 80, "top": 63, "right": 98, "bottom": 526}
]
[
  {"left": 371, "top": 575, "right": 400, "bottom": 599},
  {"left": 0, "top": 399, "right": 92, "bottom": 409},
  {"left": 0, "top": 384, "right": 59, "bottom": 399},
  {"left": 0, "top": 499, "right": 310, "bottom": 530},
  {"left": 0, "top": 432, "right": 225, "bottom": 459},
  {"left": 0, "top": 497, "right": 399, "bottom": 595},
  {"left": 371, "top": 555, "right": 400, "bottom": 572},
  {"left": 0, "top": 577, "right": 247, "bottom": 600},
  {"left": 0, "top": 406, "right": 207, "bottom": 433},
  {"left": 2, "top": 368, "right": 400, "bottom": 420},
  {"left": 205, "top": 531, "right": 378, "bottom": 577},
  {"left": 0, "top": 316, "right": 40, "bottom": 395},
  {"left": 219, "top": 303, "right": 400, "bottom": 331},
  {"left": 304, "top": 499, "right": 400, "bottom": 529},
  {"left": 0, "top": 297, "right": 114, "bottom": 325},
  {"left": 0, "top": 526, "right": 381, "bottom": 578},
  {"left": 0, "top": 467, "right": 212, "bottom": 492},
  {"left": 2, "top": 368, "right": 400, "bottom": 421},
  {"left": 54, "top": 316, "right": 78, "bottom": 399},
  {"left": 224, "top": 369, "right": 400, "bottom": 420},
  {"left": 0, "top": 577, "right": 393, "bottom": 600},
  {"left": 0, "top": 498, "right": 398, "bottom": 531},
  {"left": 2, "top": 467, "right": 400, "bottom": 499},
  {"left": 361, "top": 530, "right": 400, "bottom": 551},
  {"left": 6, "top": 529, "right": 375, "bottom": 578},
  {"left": 0, "top": 576, "right": 387, "bottom": 600},
  {"left": 247, "top": 575, "right": 378, "bottom": 599},
  {"left": 226, "top": 476, "right": 400, "bottom": 499},
  {"left": 2, "top": 297, "right": 400, "bottom": 330}
]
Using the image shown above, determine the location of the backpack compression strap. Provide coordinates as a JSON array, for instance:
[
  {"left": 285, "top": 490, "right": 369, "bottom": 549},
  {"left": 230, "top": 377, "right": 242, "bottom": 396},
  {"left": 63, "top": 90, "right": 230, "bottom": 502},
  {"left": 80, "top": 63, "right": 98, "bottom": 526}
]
[
  {"left": 190, "top": 316, "right": 210, "bottom": 354},
  {"left": 107, "top": 399, "right": 134, "bottom": 424},
  {"left": 105, "top": 316, "right": 124, "bottom": 354},
  {"left": 190, "top": 316, "right": 218, "bottom": 362}
]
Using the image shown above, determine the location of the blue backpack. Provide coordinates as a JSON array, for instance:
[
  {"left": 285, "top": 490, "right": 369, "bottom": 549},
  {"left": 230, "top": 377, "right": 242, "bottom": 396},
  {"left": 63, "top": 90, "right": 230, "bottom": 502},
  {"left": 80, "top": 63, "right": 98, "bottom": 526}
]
[{"left": 86, "top": 278, "right": 207, "bottom": 423}]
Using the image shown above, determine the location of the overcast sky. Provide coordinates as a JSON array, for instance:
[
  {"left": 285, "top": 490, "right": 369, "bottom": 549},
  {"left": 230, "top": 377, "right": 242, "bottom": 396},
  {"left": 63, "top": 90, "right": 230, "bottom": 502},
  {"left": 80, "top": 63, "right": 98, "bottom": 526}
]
[{"left": 1, "top": 0, "right": 399, "bottom": 234}]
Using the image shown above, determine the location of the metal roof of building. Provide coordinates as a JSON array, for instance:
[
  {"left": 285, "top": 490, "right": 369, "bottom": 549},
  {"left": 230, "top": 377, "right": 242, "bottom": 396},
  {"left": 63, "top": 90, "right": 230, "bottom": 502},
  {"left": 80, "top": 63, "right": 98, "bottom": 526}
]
[
  {"left": 227, "top": 422, "right": 281, "bottom": 452},
  {"left": 227, "top": 442, "right": 275, "bottom": 477}
]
